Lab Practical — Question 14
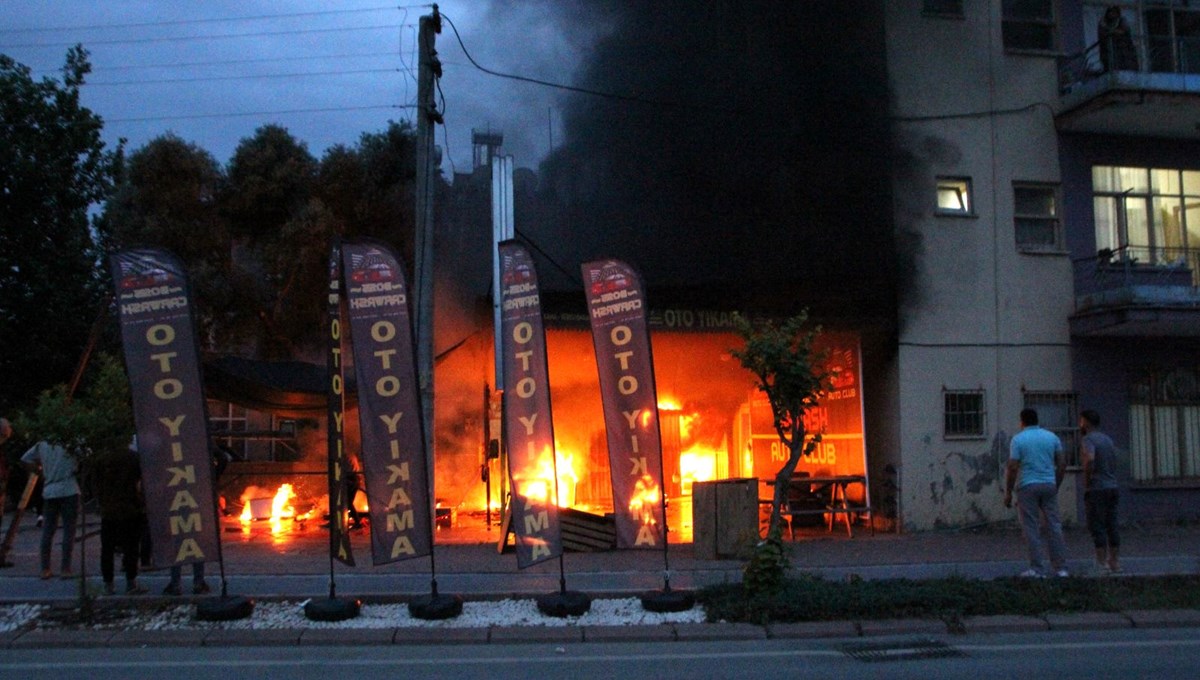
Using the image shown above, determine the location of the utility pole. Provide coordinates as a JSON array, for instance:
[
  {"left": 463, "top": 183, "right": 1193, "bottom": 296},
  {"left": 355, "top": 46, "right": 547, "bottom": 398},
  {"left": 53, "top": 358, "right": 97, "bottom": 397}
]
[{"left": 414, "top": 5, "right": 441, "bottom": 491}]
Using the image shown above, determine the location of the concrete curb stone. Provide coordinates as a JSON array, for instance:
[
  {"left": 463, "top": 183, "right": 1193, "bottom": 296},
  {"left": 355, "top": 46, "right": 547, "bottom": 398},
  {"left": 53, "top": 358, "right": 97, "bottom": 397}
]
[
  {"left": 392, "top": 626, "right": 489, "bottom": 645},
  {"left": 858, "top": 618, "right": 948, "bottom": 637},
  {"left": 958, "top": 615, "right": 1049, "bottom": 634},
  {"left": 1043, "top": 612, "right": 1132, "bottom": 631},
  {"left": 108, "top": 628, "right": 206, "bottom": 647},
  {"left": 767, "top": 620, "right": 860, "bottom": 639},
  {"left": 202, "top": 628, "right": 302, "bottom": 646},
  {"left": 584, "top": 623, "right": 677, "bottom": 642},
  {"left": 489, "top": 625, "right": 584, "bottom": 644},
  {"left": 674, "top": 622, "right": 767, "bottom": 641},
  {"left": 299, "top": 627, "right": 397, "bottom": 645},
  {"left": 9, "top": 628, "right": 115, "bottom": 648},
  {"left": 1123, "top": 608, "right": 1200, "bottom": 629}
]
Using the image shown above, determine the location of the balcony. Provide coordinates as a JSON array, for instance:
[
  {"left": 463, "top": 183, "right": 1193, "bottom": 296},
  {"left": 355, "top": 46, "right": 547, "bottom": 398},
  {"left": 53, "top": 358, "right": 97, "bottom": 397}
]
[
  {"left": 1057, "top": 35, "right": 1200, "bottom": 139},
  {"left": 1071, "top": 246, "right": 1200, "bottom": 337}
]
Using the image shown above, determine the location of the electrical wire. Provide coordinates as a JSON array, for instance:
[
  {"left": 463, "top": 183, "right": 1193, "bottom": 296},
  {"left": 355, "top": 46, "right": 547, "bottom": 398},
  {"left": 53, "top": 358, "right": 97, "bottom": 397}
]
[
  {"left": 0, "top": 6, "right": 431, "bottom": 34},
  {"left": 0, "top": 23, "right": 413, "bottom": 50},
  {"left": 105, "top": 104, "right": 416, "bottom": 124},
  {"left": 440, "top": 12, "right": 683, "bottom": 108},
  {"left": 86, "top": 68, "right": 401, "bottom": 87},
  {"left": 32, "top": 51, "right": 399, "bottom": 76}
]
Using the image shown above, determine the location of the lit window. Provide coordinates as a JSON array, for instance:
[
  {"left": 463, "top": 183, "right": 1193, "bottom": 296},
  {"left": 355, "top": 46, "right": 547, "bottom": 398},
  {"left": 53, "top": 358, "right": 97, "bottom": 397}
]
[
  {"left": 1092, "top": 165, "right": 1200, "bottom": 274},
  {"left": 944, "top": 390, "right": 986, "bottom": 438},
  {"left": 924, "top": 0, "right": 963, "bottom": 18},
  {"left": 936, "top": 177, "right": 973, "bottom": 215},
  {"left": 1013, "top": 183, "right": 1061, "bottom": 251},
  {"left": 1002, "top": 0, "right": 1056, "bottom": 52}
]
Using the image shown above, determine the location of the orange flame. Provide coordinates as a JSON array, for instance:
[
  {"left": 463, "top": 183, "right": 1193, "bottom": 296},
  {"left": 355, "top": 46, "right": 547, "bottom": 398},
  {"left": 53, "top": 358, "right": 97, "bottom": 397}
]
[
  {"left": 628, "top": 476, "right": 661, "bottom": 526},
  {"left": 514, "top": 446, "right": 577, "bottom": 508}
]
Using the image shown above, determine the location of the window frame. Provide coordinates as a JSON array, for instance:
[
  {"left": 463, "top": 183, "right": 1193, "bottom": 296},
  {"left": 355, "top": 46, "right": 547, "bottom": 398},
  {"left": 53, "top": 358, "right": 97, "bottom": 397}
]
[
  {"left": 1013, "top": 181, "right": 1063, "bottom": 252},
  {"left": 936, "top": 176, "right": 975, "bottom": 217},
  {"left": 1022, "top": 390, "right": 1079, "bottom": 467},
  {"left": 1129, "top": 367, "right": 1200, "bottom": 485},
  {"left": 1001, "top": 0, "right": 1058, "bottom": 53},
  {"left": 944, "top": 389, "right": 988, "bottom": 439}
]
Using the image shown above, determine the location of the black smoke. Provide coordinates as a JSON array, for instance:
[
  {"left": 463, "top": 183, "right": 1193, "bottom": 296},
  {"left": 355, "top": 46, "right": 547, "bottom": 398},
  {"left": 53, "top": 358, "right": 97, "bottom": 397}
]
[{"left": 521, "top": 0, "right": 900, "bottom": 323}]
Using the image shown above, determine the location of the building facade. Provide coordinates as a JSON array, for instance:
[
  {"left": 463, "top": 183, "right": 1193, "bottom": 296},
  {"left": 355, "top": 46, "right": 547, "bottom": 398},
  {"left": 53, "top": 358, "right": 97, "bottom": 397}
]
[{"left": 885, "top": 0, "right": 1200, "bottom": 529}]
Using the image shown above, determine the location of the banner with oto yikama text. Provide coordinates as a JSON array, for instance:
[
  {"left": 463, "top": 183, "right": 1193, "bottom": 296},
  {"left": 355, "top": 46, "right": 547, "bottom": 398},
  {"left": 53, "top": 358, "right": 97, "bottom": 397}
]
[
  {"left": 498, "top": 241, "right": 563, "bottom": 568},
  {"left": 342, "top": 239, "right": 431, "bottom": 565},
  {"left": 582, "top": 259, "right": 665, "bottom": 549},
  {"left": 325, "top": 241, "right": 355, "bottom": 566},
  {"left": 110, "top": 248, "right": 218, "bottom": 569}
]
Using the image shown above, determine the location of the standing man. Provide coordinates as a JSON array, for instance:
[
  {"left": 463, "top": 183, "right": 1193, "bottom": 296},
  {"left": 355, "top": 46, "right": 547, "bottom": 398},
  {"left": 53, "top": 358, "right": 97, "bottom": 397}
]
[
  {"left": 1080, "top": 409, "right": 1121, "bottom": 574},
  {"left": 1004, "top": 408, "right": 1069, "bottom": 578},
  {"left": 21, "top": 439, "right": 80, "bottom": 580}
]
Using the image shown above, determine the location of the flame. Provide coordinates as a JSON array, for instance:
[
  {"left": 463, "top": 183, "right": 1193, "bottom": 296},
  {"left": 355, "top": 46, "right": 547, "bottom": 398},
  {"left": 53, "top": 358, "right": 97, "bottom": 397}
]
[
  {"left": 238, "top": 483, "right": 298, "bottom": 535},
  {"left": 679, "top": 447, "right": 718, "bottom": 496},
  {"left": 514, "top": 446, "right": 577, "bottom": 508},
  {"left": 628, "top": 476, "right": 661, "bottom": 526}
]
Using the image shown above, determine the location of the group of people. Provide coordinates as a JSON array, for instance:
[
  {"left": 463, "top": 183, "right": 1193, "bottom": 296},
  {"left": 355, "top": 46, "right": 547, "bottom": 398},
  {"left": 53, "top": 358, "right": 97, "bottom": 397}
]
[
  {"left": 0, "top": 419, "right": 209, "bottom": 596},
  {"left": 1006, "top": 407, "right": 1122, "bottom": 578}
]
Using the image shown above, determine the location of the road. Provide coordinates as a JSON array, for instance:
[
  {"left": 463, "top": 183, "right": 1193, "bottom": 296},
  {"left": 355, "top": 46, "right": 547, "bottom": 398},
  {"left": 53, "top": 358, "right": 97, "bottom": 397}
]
[{"left": 3, "top": 629, "right": 1199, "bottom": 679}]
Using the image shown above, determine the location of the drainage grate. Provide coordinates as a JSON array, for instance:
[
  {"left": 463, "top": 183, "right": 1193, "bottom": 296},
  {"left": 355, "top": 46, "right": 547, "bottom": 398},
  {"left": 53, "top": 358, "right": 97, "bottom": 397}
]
[{"left": 840, "top": 638, "right": 966, "bottom": 663}]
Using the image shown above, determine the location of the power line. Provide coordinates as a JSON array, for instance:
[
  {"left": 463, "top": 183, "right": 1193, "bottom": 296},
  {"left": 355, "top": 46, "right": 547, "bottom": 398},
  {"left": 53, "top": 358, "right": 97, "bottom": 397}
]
[
  {"left": 439, "top": 12, "right": 685, "bottom": 109},
  {"left": 105, "top": 104, "right": 416, "bottom": 124},
  {"left": 0, "top": 5, "right": 432, "bottom": 34},
  {"left": 0, "top": 23, "right": 413, "bottom": 50},
  {"left": 32, "top": 51, "right": 399, "bottom": 75},
  {"left": 87, "top": 68, "right": 401, "bottom": 87}
]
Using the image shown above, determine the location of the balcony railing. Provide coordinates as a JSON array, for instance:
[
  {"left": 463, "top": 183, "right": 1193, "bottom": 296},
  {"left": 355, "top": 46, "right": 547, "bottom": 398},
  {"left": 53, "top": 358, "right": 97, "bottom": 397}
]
[
  {"left": 1059, "top": 34, "right": 1200, "bottom": 93},
  {"left": 1073, "top": 245, "right": 1200, "bottom": 311}
]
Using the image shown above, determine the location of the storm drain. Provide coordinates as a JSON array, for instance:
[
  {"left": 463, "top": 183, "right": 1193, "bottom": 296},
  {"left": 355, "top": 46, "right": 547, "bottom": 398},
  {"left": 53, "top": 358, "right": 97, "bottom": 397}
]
[{"left": 840, "top": 638, "right": 965, "bottom": 663}]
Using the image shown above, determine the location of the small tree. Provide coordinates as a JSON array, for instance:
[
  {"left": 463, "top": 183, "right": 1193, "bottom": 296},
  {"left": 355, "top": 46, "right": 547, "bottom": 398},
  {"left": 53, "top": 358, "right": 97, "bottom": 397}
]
[{"left": 731, "top": 311, "right": 830, "bottom": 593}]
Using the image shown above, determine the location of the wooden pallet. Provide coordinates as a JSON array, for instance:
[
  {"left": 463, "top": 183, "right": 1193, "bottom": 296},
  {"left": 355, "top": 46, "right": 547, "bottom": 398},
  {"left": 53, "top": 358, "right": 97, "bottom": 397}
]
[{"left": 558, "top": 507, "right": 616, "bottom": 552}]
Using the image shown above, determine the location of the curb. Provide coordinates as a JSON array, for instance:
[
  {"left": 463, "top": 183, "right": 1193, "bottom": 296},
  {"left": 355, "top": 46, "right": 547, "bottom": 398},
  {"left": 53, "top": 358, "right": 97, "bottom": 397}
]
[{"left": 4, "top": 610, "right": 1200, "bottom": 649}]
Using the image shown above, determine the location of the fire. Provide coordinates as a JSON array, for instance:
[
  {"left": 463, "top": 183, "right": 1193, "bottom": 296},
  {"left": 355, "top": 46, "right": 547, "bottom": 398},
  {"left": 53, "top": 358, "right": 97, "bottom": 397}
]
[
  {"left": 679, "top": 448, "right": 717, "bottom": 495},
  {"left": 514, "top": 446, "right": 577, "bottom": 508},
  {"left": 238, "top": 483, "right": 301, "bottom": 535},
  {"left": 628, "top": 476, "right": 661, "bottom": 526}
]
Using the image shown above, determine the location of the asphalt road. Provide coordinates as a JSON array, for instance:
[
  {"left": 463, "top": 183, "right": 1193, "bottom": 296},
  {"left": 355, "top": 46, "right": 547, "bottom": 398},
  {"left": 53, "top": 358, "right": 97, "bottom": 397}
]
[{"left": 3, "top": 629, "right": 1200, "bottom": 679}]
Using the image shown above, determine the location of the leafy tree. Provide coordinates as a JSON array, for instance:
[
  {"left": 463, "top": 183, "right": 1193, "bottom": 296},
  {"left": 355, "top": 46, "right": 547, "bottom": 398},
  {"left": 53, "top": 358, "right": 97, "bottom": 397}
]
[
  {"left": 731, "top": 311, "right": 830, "bottom": 594},
  {"left": 0, "top": 47, "right": 122, "bottom": 414},
  {"left": 96, "top": 133, "right": 245, "bottom": 345},
  {"left": 224, "top": 124, "right": 317, "bottom": 243}
]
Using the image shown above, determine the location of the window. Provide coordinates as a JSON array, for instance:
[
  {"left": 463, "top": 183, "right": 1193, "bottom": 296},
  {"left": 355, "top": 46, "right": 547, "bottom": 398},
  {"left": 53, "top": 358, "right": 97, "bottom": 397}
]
[
  {"left": 207, "top": 400, "right": 248, "bottom": 460},
  {"left": 1023, "top": 391, "right": 1079, "bottom": 466},
  {"left": 1014, "top": 183, "right": 1062, "bottom": 251},
  {"left": 1092, "top": 165, "right": 1200, "bottom": 276},
  {"left": 1129, "top": 368, "right": 1200, "bottom": 483},
  {"left": 924, "top": 0, "right": 963, "bottom": 18},
  {"left": 1002, "top": 0, "right": 1056, "bottom": 51},
  {"left": 944, "top": 390, "right": 986, "bottom": 438},
  {"left": 936, "top": 177, "right": 973, "bottom": 215}
]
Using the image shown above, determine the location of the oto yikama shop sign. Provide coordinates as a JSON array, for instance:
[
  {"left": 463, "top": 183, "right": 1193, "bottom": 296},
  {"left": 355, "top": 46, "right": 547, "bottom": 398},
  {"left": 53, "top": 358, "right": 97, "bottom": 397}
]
[{"left": 111, "top": 248, "right": 219, "bottom": 569}]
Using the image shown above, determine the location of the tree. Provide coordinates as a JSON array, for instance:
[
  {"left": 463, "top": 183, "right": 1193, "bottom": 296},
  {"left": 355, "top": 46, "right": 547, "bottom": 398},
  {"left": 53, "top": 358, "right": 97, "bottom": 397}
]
[
  {"left": 0, "top": 47, "right": 122, "bottom": 414},
  {"left": 224, "top": 124, "right": 317, "bottom": 243},
  {"left": 96, "top": 134, "right": 244, "bottom": 345},
  {"left": 730, "top": 311, "right": 830, "bottom": 594}
]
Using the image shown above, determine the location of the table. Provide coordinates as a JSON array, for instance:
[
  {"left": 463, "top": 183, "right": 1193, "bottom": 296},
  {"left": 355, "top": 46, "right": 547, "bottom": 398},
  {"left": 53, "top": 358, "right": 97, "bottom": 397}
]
[{"left": 767, "top": 474, "right": 871, "bottom": 538}]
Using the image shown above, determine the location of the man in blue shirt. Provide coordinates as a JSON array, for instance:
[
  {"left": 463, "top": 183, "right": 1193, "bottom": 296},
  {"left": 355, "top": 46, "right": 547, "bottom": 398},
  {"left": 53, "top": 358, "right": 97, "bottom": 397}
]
[{"left": 1004, "top": 408, "right": 1068, "bottom": 577}]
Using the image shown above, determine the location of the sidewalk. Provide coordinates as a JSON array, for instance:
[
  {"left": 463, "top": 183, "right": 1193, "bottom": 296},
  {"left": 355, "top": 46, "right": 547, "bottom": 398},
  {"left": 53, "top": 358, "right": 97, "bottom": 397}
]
[
  {"left": 2, "top": 512, "right": 1200, "bottom": 649},
  {"left": 2, "top": 511, "right": 1199, "bottom": 600}
]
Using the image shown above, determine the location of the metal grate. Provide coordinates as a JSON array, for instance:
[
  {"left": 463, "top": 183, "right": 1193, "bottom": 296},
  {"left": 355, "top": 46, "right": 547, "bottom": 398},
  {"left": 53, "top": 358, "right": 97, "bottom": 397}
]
[{"left": 841, "top": 638, "right": 965, "bottom": 663}]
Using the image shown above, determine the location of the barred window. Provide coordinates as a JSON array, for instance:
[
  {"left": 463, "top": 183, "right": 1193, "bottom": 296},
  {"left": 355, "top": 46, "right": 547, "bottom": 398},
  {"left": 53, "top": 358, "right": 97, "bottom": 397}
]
[
  {"left": 1129, "top": 368, "right": 1200, "bottom": 483},
  {"left": 945, "top": 390, "right": 986, "bottom": 438},
  {"left": 1023, "top": 391, "right": 1079, "bottom": 466}
]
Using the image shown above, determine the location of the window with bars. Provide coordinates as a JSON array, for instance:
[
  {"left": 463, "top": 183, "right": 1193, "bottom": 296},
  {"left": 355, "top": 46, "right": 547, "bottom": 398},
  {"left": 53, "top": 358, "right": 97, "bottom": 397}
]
[
  {"left": 944, "top": 390, "right": 987, "bottom": 438},
  {"left": 1023, "top": 391, "right": 1079, "bottom": 466},
  {"left": 1129, "top": 368, "right": 1200, "bottom": 483},
  {"left": 207, "top": 400, "right": 248, "bottom": 460}
]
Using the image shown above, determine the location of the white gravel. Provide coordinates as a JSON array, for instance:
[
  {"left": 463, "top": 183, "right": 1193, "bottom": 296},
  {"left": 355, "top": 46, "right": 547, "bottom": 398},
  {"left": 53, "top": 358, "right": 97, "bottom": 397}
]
[{"left": 2, "top": 597, "right": 706, "bottom": 631}]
